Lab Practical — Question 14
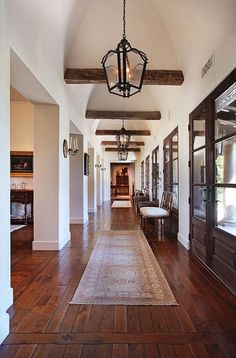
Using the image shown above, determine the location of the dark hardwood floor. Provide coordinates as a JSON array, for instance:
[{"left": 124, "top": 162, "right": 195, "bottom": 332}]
[{"left": 1, "top": 202, "right": 236, "bottom": 357}]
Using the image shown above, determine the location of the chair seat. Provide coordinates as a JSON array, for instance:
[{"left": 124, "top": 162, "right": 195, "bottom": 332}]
[{"left": 140, "top": 207, "right": 169, "bottom": 218}]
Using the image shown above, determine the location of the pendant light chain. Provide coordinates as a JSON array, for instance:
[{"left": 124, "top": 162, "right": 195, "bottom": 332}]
[
  {"left": 123, "top": 0, "right": 126, "bottom": 39},
  {"left": 101, "top": 0, "right": 148, "bottom": 98}
]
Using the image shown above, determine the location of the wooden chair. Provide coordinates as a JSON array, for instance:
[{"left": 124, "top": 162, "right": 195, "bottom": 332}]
[{"left": 140, "top": 191, "right": 173, "bottom": 235}]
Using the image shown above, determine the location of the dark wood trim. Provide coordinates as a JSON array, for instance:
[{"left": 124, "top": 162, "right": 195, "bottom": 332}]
[
  {"left": 101, "top": 141, "right": 145, "bottom": 146},
  {"left": 10, "top": 151, "right": 33, "bottom": 156},
  {"left": 86, "top": 110, "right": 161, "bottom": 120},
  {"left": 64, "top": 69, "right": 184, "bottom": 85},
  {"left": 96, "top": 130, "right": 151, "bottom": 136},
  {"left": 105, "top": 148, "right": 140, "bottom": 152}
]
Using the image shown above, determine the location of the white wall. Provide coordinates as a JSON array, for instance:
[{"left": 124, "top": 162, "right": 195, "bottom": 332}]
[
  {"left": 88, "top": 147, "right": 97, "bottom": 212},
  {"left": 33, "top": 104, "right": 69, "bottom": 250},
  {"left": 70, "top": 134, "right": 88, "bottom": 224},
  {"left": 10, "top": 101, "right": 34, "bottom": 150},
  {"left": 96, "top": 154, "right": 102, "bottom": 206},
  {"left": 0, "top": 0, "right": 13, "bottom": 343}
]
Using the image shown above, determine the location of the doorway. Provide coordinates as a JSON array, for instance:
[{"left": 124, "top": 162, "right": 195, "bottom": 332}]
[
  {"left": 110, "top": 163, "right": 135, "bottom": 200},
  {"left": 189, "top": 68, "right": 236, "bottom": 293}
]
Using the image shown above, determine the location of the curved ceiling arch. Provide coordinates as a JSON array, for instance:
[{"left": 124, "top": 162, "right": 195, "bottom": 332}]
[
  {"left": 151, "top": 0, "right": 236, "bottom": 70},
  {"left": 66, "top": 0, "right": 179, "bottom": 69}
]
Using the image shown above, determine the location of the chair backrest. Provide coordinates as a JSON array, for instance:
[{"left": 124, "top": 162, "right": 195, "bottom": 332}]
[{"left": 160, "top": 191, "right": 173, "bottom": 212}]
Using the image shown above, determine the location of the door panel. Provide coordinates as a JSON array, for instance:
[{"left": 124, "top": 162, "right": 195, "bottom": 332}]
[
  {"left": 190, "top": 68, "right": 236, "bottom": 294},
  {"left": 190, "top": 104, "right": 209, "bottom": 265}
]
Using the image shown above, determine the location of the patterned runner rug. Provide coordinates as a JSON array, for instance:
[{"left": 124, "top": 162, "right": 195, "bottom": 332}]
[
  {"left": 111, "top": 200, "right": 132, "bottom": 208},
  {"left": 70, "top": 230, "right": 177, "bottom": 305}
]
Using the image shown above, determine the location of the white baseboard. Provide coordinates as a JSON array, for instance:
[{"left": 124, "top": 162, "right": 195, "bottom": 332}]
[
  {"left": 0, "top": 312, "right": 10, "bottom": 344},
  {"left": 177, "top": 232, "right": 190, "bottom": 250},
  {"left": 70, "top": 216, "right": 88, "bottom": 224},
  {"left": 33, "top": 232, "right": 71, "bottom": 251},
  {"left": 0, "top": 287, "right": 13, "bottom": 344},
  {"left": 70, "top": 217, "right": 83, "bottom": 224},
  {"left": 88, "top": 207, "right": 97, "bottom": 213}
]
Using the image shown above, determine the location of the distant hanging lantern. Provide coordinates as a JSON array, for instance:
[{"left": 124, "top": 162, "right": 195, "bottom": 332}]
[
  {"left": 116, "top": 120, "right": 130, "bottom": 148},
  {"left": 118, "top": 147, "right": 128, "bottom": 161},
  {"left": 101, "top": 0, "right": 148, "bottom": 98}
]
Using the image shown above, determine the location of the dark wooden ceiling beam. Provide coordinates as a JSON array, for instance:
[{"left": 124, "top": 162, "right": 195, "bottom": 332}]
[
  {"left": 105, "top": 148, "right": 141, "bottom": 152},
  {"left": 86, "top": 110, "right": 161, "bottom": 120},
  {"left": 96, "top": 130, "right": 151, "bottom": 136},
  {"left": 101, "top": 141, "right": 145, "bottom": 146},
  {"left": 64, "top": 69, "right": 184, "bottom": 86}
]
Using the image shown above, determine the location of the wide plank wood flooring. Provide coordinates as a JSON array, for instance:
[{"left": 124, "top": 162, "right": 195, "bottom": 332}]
[{"left": 1, "top": 202, "right": 236, "bottom": 357}]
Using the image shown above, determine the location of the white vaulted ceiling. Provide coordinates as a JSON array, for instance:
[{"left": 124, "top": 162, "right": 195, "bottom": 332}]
[{"left": 7, "top": 0, "right": 236, "bottom": 134}]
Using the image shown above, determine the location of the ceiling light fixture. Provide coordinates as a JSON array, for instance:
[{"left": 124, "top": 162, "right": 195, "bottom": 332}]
[
  {"left": 116, "top": 120, "right": 130, "bottom": 148},
  {"left": 118, "top": 147, "right": 128, "bottom": 161},
  {"left": 102, "top": 0, "right": 148, "bottom": 98}
]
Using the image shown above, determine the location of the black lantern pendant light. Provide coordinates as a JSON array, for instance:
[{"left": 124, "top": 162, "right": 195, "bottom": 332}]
[
  {"left": 102, "top": 0, "right": 148, "bottom": 98},
  {"left": 118, "top": 147, "right": 128, "bottom": 161},
  {"left": 116, "top": 120, "right": 130, "bottom": 148}
]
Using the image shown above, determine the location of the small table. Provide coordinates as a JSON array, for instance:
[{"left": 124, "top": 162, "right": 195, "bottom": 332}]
[{"left": 11, "top": 189, "right": 34, "bottom": 224}]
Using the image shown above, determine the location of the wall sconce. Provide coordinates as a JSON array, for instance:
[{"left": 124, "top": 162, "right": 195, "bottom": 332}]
[
  {"left": 95, "top": 164, "right": 102, "bottom": 168},
  {"left": 63, "top": 137, "right": 79, "bottom": 158}
]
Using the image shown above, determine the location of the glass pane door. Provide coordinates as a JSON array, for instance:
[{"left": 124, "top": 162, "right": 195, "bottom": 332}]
[
  {"left": 152, "top": 146, "right": 159, "bottom": 202},
  {"left": 190, "top": 104, "right": 209, "bottom": 264},
  {"left": 190, "top": 69, "right": 236, "bottom": 293}
]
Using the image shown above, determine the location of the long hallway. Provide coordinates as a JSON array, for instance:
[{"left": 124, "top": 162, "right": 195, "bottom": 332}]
[{"left": 1, "top": 203, "right": 236, "bottom": 357}]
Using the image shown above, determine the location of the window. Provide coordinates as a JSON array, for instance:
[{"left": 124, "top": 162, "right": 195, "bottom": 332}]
[
  {"left": 145, "top": 155, "right": 150, "bottom": 193},
  {"left": 141, "top": 160, "right": 144, "bottom": 189},
  {"left": 152, "top": 146, "right": 159, "bottom": 201}
]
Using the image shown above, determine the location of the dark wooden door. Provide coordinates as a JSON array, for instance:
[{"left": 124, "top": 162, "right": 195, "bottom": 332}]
[
  {"left": 190, "top": 102, "right": 211, "bottom": 265},
  {"left": 189, "top": 68, "right": 236, "bottom": 293},
  {"left": 152, "top": 146, "right": 159, "bottom": 201}
]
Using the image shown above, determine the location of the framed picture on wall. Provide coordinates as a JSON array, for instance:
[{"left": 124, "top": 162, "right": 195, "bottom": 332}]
[
  {"left": 10, "top": 151, "right": 33, "bottom": 177},
  {"left": 84, "top": 153, "right": 89, "bottom": 176}
]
